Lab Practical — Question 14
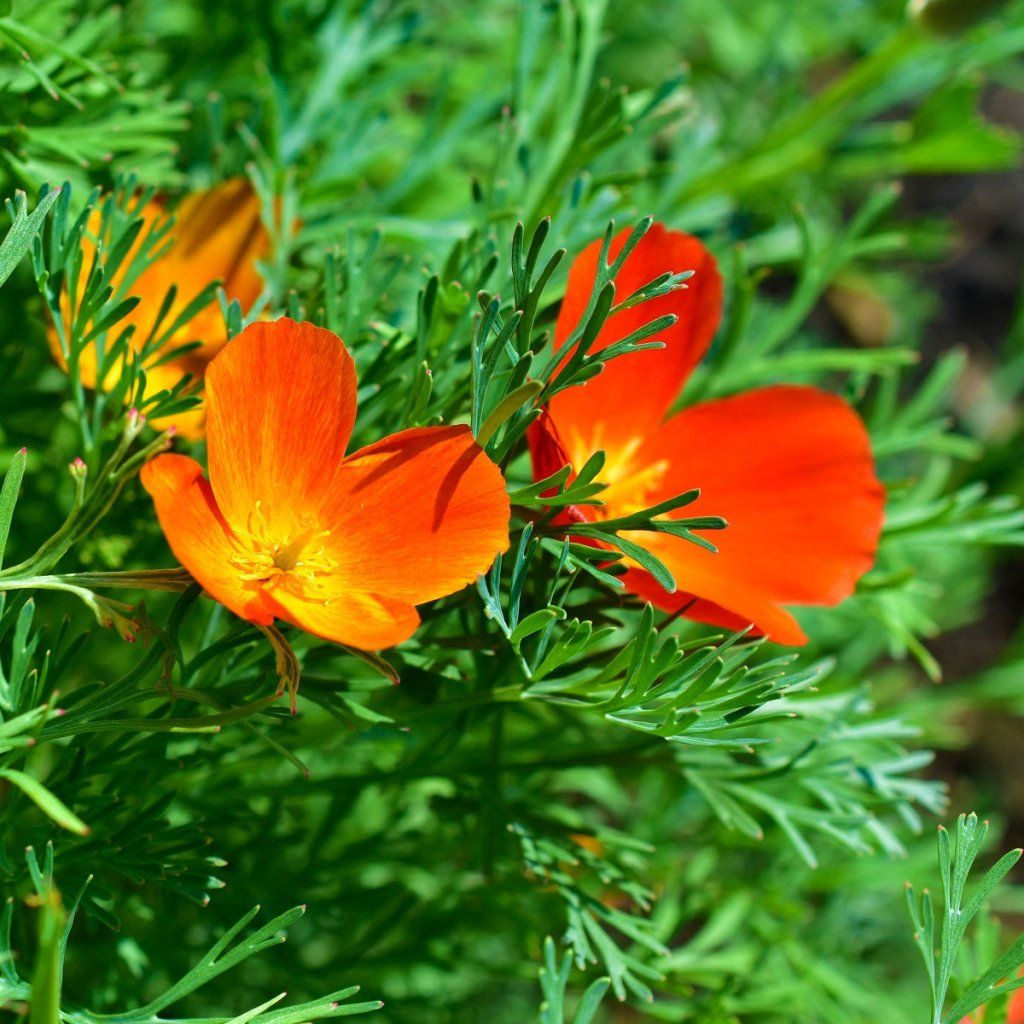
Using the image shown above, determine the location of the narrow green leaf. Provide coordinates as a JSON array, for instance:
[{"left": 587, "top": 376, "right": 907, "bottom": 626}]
[
  {"left": 477, "top": 380, "right": 543, "bottom": 446},
  {"left": 0, "top": 446, "right": 27, "bottom": 569},
  {"left": 508, "top": 465, "right": 570, "bottom": 505},
  {"left": 511, "top": 607, "right": 566, "bottom": 645},
  {"left": 337, "top": 644, "right": 400, "bottom": 686},
  {"left": 961, "top": 847, "right": 1023, "bottom": 923},
  {"left": 0, "top": 769, "right": 90, "bottom": 836},
  {"left": 604, "top": 534, "right": 676, "bottom": 593},
  {"left": 0, "top": 187, "right": 60, "bottom": 290},
  {"left": 573, "top": 977, "right": 611, "bottom": 1023},
  {"left": 224, "top": 991, "right": 288, "bottom": 1024}
]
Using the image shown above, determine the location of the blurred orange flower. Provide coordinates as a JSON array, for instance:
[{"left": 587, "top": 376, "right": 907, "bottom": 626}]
[
  {"left": 49, "top": 178, "right": 269, "bottom": 438},
  {"left": 142, "top": 318, "right": 511, "bottom": 650},
  {"left": 530, "top": 223, "right": 885, "bottom": 645}
]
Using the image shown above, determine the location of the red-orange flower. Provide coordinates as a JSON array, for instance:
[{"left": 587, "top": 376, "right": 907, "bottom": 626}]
[
  {"left": 50, "top": 178, "right": 269, "bottom": 439},
  {"left": 530, "top": 223, "right": 885, "bottom": 645},
  {"left": 141, "top": 318, "right": 511, "bottom": 649}
]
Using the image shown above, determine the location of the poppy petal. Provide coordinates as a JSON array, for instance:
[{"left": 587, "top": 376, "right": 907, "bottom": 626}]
[
  {"left": 620, "top": 572, "right": 805, "bottom": 644},
  {"left": 170, "top": 178, "right": 269, "bottom": 345},
  {"left": 549, "top": 223, "right": 723, "bottom": 468},
  {"left": 618, "top": 385, "right": 884, "bottom": 644},
  {"left": 204, "top": 318, "right": 357, "bottom": 529},
  {"left": 266, "top": 587, "right": 421, "bottom": 650},
  {"left": 321, "top": 425, "right": 510, "bottom": 604},
  {"left": 134, "top": 178, "right": 268, "bottom": 356},
  {"left": 140, "top": 453, "right": 274, "bottom": 625}
]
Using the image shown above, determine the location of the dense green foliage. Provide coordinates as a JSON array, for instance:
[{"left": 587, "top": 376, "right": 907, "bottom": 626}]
[{"left": 2, "top": 1, "right": 1024, "bottom": 1022}]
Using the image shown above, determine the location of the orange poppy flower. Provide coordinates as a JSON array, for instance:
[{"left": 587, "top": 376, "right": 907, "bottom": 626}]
[
  {"left": 530, "top": 223, "right": 885, "bottom": 645},
  {"left": 141, "top": 318, "right": 511, "bottom": 650},
  {"left": 49, "top": 178, "right": 269, "bottom": 438}
]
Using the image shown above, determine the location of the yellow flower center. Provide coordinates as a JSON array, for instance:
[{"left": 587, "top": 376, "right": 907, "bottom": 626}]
[
  {"left": 564, "top": 428, "right": 669, "bottom": 518},
  {"left": 229, "top": 502, "right": 338, "bottom": 598}
]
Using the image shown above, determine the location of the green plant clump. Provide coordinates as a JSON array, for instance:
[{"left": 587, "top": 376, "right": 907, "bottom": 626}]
[{"left": 2, "top": 1, "right": 1024, "bottom": 1022}]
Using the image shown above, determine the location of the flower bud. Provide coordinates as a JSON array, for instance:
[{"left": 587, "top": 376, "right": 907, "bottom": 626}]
[
  {"left": 124, "top": 406, "right": 147, "bottom": 443},
  {"left": 909, "top": 0, "right": 1007, "bottom": 34}
]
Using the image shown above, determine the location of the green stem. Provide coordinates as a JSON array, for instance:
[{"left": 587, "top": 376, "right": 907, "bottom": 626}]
[
  {"left": 0, "top": 429, "right": 168, "bottom": 580},
  {"left": 38, "top": 569, "right": 193, "bottom": 591},
  {"left": 0, "top": 576, "right": 97, "bottom": 601},
  {"left": 522, "top": 0, "right": 608, "bottom": 226}
]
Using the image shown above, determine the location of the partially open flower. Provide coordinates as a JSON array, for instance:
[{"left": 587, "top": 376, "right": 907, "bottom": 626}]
[
  {"left": 141, "top": 318, "right": 511, "bottom": 649},
  {"left": 49, "top": 178, "right": 269, "bottom": 439},
  {"left": 530, "top": 223, "right": 885, "bottom": 645}
]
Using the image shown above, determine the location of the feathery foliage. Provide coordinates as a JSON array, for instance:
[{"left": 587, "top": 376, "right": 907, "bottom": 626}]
[{"left": 1, "top": 1, "right": 1024, "bottom": 1023}]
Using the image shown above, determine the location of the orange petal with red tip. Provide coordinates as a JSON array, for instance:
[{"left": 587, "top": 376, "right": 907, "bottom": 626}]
[
  {"left": 618, "top": 385, "right": 884, "bottom": 645},
  {"left": 322, "top": 425, "right": 511, "bottom": 604},
  {"left": 265, "top": 587, "right": 421, "bottom": 650},
  {"left": 205, "top": 318, "right": 357, "bottom": 528},
  {"left": 549, "top": 223, "right": 723, "bottom": 467},
  {"left": 140, "top": 453, "right": 274, "bottom": 625}
]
